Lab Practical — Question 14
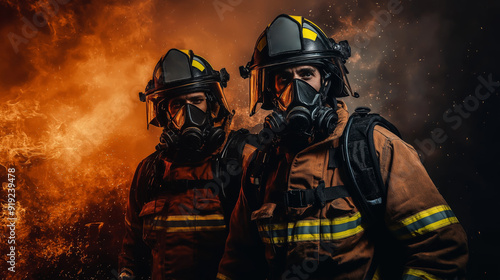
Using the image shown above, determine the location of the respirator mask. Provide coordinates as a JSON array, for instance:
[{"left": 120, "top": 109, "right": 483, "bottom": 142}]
[
  {"left": 157, "top": 103, "right": 225, "bottom": 163},
  {"left": 264, "top": 79, "right": 338, "bottom": 147}
]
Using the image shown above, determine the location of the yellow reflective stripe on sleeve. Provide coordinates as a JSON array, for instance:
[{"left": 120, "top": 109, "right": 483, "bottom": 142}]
[
  {"left": 192, "top": 59, "right": 205, "bottom": 72},
  {"left": 389, "top": 205, "right": 459, "bottom": 239},
  {"left": 302, "top": 28, "right": 318, "bottom": 41},
  {"left": 216, "top": 273, "right": 232, "bottom": 280},
  {"left": 402, "top": 268, "right": 442, "bottom": 280},
  {"left": 392, "top": 205, "right": 452, "bottom": 228},
  {"left": 257, "top": 36, "right": 267, "bottom": 52}
]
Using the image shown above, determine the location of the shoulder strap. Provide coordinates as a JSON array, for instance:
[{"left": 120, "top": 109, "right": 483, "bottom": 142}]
[
  {"left": 220, "top": 128, "right": 255, "bottom": 162},
  {"left": 240, "top": 135, "right": 278, "bottom": 213},
  {"left": 215, "top": 128, "right": 257, "bottom": 194},
  {"left": 143, "top": 150, "right": 166, "bottom": 202},
  {"left": 340, "top": 107, "right": 401, "bottom": 226},
  {"left": 214, "top": 128, "right": 259, "bottom": 218}
]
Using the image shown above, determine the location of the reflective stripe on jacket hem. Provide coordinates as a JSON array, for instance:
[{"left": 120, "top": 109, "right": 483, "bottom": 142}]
[
  {"left": 144, "top": 214, "right": 226, "bottom": 232},
  {"left": 258, "top": 212, "right": 364, "bottom": 244}
]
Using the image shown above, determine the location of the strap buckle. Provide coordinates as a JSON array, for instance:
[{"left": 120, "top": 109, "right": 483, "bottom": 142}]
[{"left": 284, "top": 189, "right": 307, "bottom": 208}]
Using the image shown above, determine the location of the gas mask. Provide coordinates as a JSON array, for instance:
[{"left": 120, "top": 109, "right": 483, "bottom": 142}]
[
  {"left": 156, "top": 104, "right": 226, "bottom": 163},
  {"left": 264, "top": 79, "right": 338, "bottom": 145}
]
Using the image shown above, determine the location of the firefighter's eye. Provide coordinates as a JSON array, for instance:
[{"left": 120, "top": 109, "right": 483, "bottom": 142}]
[
  {"left": 168, "top": 99, "right": 185, "bottom": 115},
  {"left": 274, "top": 72, "right": 293, "bottom": 92},
  {"left": 189, "top": 98, "right": 205, "bottom": 104},
  {"left": 298, "top": 69, "right": 315, "bottom": 80},
  {"left": 170, "top": 100, "right": 183, "bottom": 108}
]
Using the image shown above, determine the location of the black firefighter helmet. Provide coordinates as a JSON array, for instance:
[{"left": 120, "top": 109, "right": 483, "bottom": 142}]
[
  {"left": 139, "top": 48, "right": 232, "bottom": 130},
  {"left": 239, "top": 14, "right": 356, "bottom": 116}
]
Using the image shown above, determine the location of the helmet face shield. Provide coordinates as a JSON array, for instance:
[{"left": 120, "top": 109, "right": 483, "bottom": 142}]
[
  {"left": 247, "top": 57, "right": 354, "bottom": 116},
  {"left": 249, "top": 68, "right": 265, "bottom": 116},
  {"left": 208, "top": 82, "right": 231, "bottom": 125},
  {"left": 248, "top": 58, "right": 323, "bottom": 116},
  {"left": 146, "top": 81, "right": 231, "bottom": 128},
  {"left": 328, "top": 57, "right": 353, "bottom": 98}
]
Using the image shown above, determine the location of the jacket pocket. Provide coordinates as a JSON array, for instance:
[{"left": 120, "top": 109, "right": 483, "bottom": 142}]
[
  {"left": 139, "top": 198, "right": 168, "bottom": 246},
  {"left": 324, "top": 196, "right": 356, "bottom": 217},
  {"left": 193, "top": 190, "right": 223, "bottom": 214}
]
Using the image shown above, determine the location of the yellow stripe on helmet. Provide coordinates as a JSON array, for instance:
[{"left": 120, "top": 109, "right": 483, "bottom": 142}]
[
  {"left": 179, "top": 49, "right": 191, "bottom": 56},
  {"left": 302, "top": 28, "right": 318, "bottom": 41},
  {"left": 192, "top": 59, "right": 206, "bottom": 72},
  {"left": 257, "top": 36, "right": 267, "bottom": 52},
  {"left": 304, "top": 18, "right": 329, "bottom": 38},
  {"left": 289, "top": 15, "right": 303, "bottom": 25}
]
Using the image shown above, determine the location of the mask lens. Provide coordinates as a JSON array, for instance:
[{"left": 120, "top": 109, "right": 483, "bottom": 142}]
[
  {"left": 171, "top": 106, "right": 186, "bottom": 130},
  {"left": 146, "top": 96, "right": 156, "bottom": 127},
  {"left": 276, "top": 82, "right": 293, "bottom": 111},
  {"left": 168, "top": 98, "right": 185, "bottom": 116},
  {"left": 249, "top": 68, "right": 264, "bottom": 116}
]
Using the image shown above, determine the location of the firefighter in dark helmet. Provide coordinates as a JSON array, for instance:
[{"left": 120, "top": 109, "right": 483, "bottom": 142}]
[
  {"left": 118, "top": 49, "right": 256, "bottom": 280},
  {"left": 217, "top": 15, "right": 468, "bottom": 280}
]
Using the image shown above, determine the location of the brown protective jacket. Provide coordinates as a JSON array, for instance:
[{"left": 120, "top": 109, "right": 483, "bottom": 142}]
[
  {"left": 119, "top": 142, "right": 256, "bottom": 280},
  {"left": 217, "top": 101, "right": 468, "bottom": 280}
]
